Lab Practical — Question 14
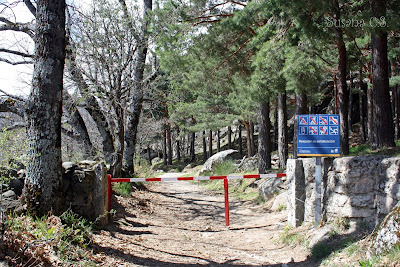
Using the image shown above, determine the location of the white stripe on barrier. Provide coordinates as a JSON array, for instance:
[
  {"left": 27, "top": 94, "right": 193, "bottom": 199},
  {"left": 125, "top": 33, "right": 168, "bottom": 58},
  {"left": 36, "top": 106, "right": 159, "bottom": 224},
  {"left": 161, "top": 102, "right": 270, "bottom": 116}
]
[
  {"left": 108, "top": 172, "right": 286, "bottom": 227},
  {"left": 110, "top": 173, "right": 286, "bottom": 183}
]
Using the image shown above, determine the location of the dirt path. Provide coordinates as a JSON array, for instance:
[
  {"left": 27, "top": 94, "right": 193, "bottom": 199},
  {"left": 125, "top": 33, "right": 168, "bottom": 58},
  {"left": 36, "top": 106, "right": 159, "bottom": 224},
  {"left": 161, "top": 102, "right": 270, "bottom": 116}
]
[{"left": 92, "top": 174, "right": 315, "bottom": 266}]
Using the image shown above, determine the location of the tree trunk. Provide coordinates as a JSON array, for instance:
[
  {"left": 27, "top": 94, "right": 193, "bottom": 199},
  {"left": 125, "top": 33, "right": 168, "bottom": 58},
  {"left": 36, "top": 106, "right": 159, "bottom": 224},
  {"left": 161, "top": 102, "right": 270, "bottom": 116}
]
[
  {"left": 147, "top": 145, "right": 152, "bottom": 165},
  {"left": 250, "top": 121, "right": 255, "bottom": 156},
  {"left": 217, "top": 130, "right": 221, "bottom": 152},
  {"left": 238, "top": 124, "right": 243, "bottom": 157},
  {"left": 65, "top": 46, "right": 115, "bottom": 163},
  {"left": 167, "top": 125, "right": 172, "bottom": 165},
  {"left": 278, "top": 92, "right": 288, "bottom": 169},
  {"left": 203, "top": 131, "right": 207, "bottom": 161},
  {"left": 176, "top": 128, "right": 181, "bottom": 161},
  {"left": 24, "top": 0, "right": 66, "bottom": 217},
  {"left": 181, "top": 132, "right": 186, "bottom": 158},
  {"left": 368, "top": 80, "right": 373, "bottom": 141},
  {"left": 112, "top": 103, "right": 125, "bottom": 178},
  {"left": 258, "top": 102, "right": 271, "bottom": 173},
  {"left": 244, "top": 121, "right": 251, "bottom": 157},
  {"left": 62, "top": 91, "right": 93, "bottom": 157},
  {"left": 190, "top": 132, "right": 195, "bottom": 162},
  {"left": 208, "top": 130, "right": 213, "bottom": 158},
  {"left": 122, "top": 0, "right": 152, "bottom": 176},
  {"left": 227, "top": 126, "right": 232, "bottom": 149},
  {"left": 273, "top": 107, "right": 278, "bottom": 151},
  {"left": 163, "top": 128, "right": 167, "bottom": 166},
  {"left": 395, "top": 85, "right": 400, "bottom": 139},
  {"left": 359, "top": 76, "right": 367, "bottom": 142},
  {"left": 370, "top": 0, "right": 395, "bottom": 149},
  {"left": 334, "top": 0, "right": 349, "bottom": 155},
  {"left": 348, "top": 72, "right": 353, "bottom": 134},
  {"left": 293, "top": 93, "right": 308, "bottom": 159}
]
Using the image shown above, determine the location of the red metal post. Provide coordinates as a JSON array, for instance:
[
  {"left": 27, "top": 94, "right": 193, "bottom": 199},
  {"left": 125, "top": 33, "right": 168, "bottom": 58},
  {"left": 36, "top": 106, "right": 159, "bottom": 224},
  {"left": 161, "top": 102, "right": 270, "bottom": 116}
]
[
  {"left": 107, "top": 174, "right": 112, "bottom": 212},
  {"left": 224, "top": 178, "right": 229, "bottom": 226}
]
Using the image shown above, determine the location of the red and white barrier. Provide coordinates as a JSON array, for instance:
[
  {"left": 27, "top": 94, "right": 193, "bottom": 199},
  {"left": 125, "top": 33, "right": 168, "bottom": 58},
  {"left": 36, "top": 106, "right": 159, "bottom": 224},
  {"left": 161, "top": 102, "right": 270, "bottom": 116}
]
[{"left": 107, "top": 173, "right": 286, "bottom": 226}]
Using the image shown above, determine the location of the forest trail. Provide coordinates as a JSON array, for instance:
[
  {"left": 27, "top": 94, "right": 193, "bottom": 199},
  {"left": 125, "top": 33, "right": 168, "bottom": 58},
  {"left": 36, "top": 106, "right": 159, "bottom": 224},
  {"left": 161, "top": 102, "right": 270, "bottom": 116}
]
[{"left": 92, "top": 173, "right": 315, "bottom": 266}]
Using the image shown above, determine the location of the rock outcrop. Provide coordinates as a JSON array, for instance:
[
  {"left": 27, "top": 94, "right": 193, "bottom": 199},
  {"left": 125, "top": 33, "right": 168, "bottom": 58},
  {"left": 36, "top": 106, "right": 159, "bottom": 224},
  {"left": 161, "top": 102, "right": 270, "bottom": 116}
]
[{"left": 198, "top": 149, "right": 237, "bottom": 175}]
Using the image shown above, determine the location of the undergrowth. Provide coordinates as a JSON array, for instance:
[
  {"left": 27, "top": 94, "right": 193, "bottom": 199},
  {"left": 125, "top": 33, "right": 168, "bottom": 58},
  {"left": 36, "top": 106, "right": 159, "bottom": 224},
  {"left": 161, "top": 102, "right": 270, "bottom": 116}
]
[{"left": 1, "top": 209, "right": 108, "bottom": 265}]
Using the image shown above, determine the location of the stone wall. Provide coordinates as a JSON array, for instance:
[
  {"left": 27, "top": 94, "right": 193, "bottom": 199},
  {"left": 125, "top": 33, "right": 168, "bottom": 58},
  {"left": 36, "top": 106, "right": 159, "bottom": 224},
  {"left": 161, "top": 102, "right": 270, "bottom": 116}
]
[
  {"left": 287, "top": 156, "right": 400, "bottom": 228},
  {"left": 62, "top": 161, "right": 109, "bottom": 225}
]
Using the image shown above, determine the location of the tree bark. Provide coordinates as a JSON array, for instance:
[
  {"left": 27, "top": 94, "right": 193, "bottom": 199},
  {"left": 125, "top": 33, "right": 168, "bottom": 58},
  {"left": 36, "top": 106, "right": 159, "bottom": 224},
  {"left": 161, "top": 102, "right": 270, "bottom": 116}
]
[
  {"left": 370, "top": 0, "right": 395, "bottom": 149},
  {"left": 334, "top": 0, "right": 349, "bottom": 155},
  {"left": 147, "top": 145, "right": 152, "bottom": 165},
  {"left": 62, "top": 91, "right": 93, "bottom": 157},
  {"left": 190, "top": 132, "right": 195, "bottom": 162},
  {"left": 278, "top": 92, "right": 288, "bottom": 169},
  {"left": 258, "top": 101, "right": 271, "bottom": 173},
  {"left": 359, "top": 75, "right": 367, "bottom": 142},
  {"left": 122, "top": 0, "right": 152, "bottom": 176},
  {"left": 217, "top": 130, "right": 221, "bottom": 152},
  {"left": 395, "top": 85, "right": 400, "bottom": 139},
  {"left": 208, "top": 130, "right": 213, "bottom": 158},
  {"left": 163, "top": 128, "right": 167, "bottom": 166},
  {"left": 65, "top": 43, "right": 115, "bottom": 164},
  {"left": 367, "top": 80, "right": 373, "bottom": 141},
  {"left": 24, "top": 0, "right": 65, "bottom": 217},
  {"left": 176, "top": 128, "right": 181, "bottom": 161},
  {"left": 250, "top": 121, "right": 255, "bottom": 156},
  {"left": 227, "top": 126, "right": 232, "bottom": 149},
  {"left": 238, "top": 124, "right": 243, "bottom": 157},
  {"left": 244, "top": 121, "right": 251, "bottom": 157},
  {"left": 348, "top": 72, "right": 353, "bottom": 134},
  {"left": 293, "top": 93, "right": 308, "bottom": 159},
  {"left": 202, "top": 130, "right": 207, "bottom": 161},
  {"left": 167, "top": 125, "right": 172, "bottom": 165}
]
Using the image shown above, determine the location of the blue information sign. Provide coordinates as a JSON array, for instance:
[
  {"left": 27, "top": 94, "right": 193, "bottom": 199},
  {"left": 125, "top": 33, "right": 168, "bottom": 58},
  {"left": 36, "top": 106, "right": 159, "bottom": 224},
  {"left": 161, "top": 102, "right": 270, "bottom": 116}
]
[{"left": 297, "top": 114, "right": 340, "bottom": 157}]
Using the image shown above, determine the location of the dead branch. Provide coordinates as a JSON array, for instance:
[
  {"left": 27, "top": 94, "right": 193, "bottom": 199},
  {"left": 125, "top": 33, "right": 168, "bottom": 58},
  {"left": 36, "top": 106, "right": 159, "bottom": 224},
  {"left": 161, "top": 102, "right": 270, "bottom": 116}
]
[
  {"left": 0, "top": 20, "right": 34, "bottom": 38},
  {"left": 0, "top": 48, "right": 33, "bottom": 58}
]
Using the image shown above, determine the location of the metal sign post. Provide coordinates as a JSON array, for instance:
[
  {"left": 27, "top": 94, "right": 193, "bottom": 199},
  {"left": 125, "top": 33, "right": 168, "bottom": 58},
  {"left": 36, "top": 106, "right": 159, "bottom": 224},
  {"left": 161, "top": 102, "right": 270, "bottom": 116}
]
[
  {"left": 315, "top": 157, "right": 322, "bottom": 228},
  {"left": 296, "top": 114, "right": 340, "bottom": 228}
]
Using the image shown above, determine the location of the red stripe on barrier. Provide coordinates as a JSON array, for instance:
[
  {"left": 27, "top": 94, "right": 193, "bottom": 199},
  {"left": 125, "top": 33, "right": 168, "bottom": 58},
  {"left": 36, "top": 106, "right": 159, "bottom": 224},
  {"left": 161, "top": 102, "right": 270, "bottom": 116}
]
[
  {"left": 277, "top": 173, "right": 287, "bottom": 178},
  {"left": 210, "top": 175, "right": 227, "bottom": 180},
  {"left": 177, "top": 177, "right": 194, "bottom": 181},
  {"left": 243, "top": 174, "right": 261, "bottom": 179},
  {"left": 224, "top": 178, "right": 229, "bottom": 226},
  {"left": 112, "top": 178, "right": 132, "bottom": 183},
  {"left": 146, "top": 178, "right": 162, "bottom": 182}
]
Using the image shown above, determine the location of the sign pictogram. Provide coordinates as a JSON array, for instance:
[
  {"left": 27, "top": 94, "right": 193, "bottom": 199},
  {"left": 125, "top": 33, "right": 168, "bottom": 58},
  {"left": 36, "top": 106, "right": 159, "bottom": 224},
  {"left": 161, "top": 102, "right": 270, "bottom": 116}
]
[{"left": 297, "top": 114, "right": 340, "bottom": 157}]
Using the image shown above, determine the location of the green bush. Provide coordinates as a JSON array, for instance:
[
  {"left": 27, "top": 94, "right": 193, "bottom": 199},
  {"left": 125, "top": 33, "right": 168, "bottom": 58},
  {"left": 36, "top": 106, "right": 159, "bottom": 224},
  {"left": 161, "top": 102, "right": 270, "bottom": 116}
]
[{"left": 113, "top": 182, "right": 133, "bottom": 197}]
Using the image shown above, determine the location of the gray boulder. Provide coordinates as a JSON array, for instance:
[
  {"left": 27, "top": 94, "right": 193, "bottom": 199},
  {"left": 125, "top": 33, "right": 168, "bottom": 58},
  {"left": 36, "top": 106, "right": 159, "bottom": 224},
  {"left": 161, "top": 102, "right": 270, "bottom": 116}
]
[
  {"left": 258, "top": 177, "right": 285, "bottom": 201},
  {"left": 238, "top": 155, "right": 258, "bottom": 172},
  {"left": 199, "top": 149, "right": 237, "bottom": 175},
  {"left": 1, "top": 190, "right": 24, "bottom": 215},
  {"left": 371, "top": 201, "right": 400, "bottom": 255}
]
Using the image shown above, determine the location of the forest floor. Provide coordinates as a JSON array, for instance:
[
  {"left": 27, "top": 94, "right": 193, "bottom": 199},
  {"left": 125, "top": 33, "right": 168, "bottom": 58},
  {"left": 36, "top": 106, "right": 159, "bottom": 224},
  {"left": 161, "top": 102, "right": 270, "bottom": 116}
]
[{"left": 91, "top": 173, "right": 318, "bottom": 267}]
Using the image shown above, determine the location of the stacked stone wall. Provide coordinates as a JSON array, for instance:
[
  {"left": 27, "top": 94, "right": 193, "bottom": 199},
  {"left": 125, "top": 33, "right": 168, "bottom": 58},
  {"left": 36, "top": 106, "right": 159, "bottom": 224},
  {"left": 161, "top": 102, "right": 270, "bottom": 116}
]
[{"left": 287, "top": 156, "right": 400, "bottom": 228}]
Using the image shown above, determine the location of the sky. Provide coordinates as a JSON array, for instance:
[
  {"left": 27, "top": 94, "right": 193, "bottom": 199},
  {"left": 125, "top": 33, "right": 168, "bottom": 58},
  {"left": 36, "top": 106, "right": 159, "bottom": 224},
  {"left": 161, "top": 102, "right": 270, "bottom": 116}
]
[
  {"left": 0, "top": 0, "right": 142, "bottom": 97},
  {"left": 0, "top": 1, "right": 35, "bottom": 97}
]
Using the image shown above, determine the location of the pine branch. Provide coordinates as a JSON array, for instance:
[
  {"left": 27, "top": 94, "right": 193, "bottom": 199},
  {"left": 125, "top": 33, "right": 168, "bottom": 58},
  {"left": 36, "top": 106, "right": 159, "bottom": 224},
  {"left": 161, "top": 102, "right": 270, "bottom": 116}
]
[{"left": 213, "top": 37, "right": 252, "bottom": 71}]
